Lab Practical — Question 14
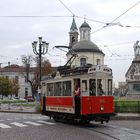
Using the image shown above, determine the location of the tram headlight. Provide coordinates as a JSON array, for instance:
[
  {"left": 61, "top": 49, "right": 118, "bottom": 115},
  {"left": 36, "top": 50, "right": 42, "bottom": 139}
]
[{"left": 100, "top": 106, "right": 104, "bottom": 111}]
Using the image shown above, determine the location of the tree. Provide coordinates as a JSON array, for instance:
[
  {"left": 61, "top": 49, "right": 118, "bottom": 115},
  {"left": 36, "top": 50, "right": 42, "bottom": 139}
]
[
  {"left": 42, "top": 60, "right": 52, "bottom": 76},
  {"left": 0, "top": 77, "right": 20, "bottom": 99},
  {"left": 0, "top": 77, "right": 12, "bottom": 99},
  {"left": 10, "top": 79, "right": 20, "bottom": 97},
  {"left": 21, "top": 55, "right": 52, "bottom": 98}
]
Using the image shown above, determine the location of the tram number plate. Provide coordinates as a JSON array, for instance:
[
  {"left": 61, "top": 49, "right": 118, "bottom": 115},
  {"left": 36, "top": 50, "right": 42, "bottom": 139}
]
[{"left": 100, "top": 99, "right": 105, "bottom": 104}]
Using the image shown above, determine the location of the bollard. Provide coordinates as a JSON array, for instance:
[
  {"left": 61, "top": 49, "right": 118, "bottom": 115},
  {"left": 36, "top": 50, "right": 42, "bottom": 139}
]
[
  {"left": 8, "top": 103, "right": 10, "bottom": 110},
  {"left": 19, "top": 103, "right": 23, "bottom": 111}
]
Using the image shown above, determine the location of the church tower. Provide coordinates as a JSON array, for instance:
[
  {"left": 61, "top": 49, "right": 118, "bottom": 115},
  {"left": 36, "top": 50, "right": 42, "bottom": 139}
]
[
  {"left": 69, "top": 17, "right": 78, "bottom": 48},
  {"left": 79, "top": 20, "right": 91, "bottom": 41},
  {"left": 67, "top": 19, "right": 104, "bottom": 67}
]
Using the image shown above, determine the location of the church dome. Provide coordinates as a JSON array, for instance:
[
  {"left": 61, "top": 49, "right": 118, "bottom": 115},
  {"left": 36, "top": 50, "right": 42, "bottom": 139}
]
[
  {"left": 68, "top": 40, "right": 104, "bottom": 54},
  {"left": 80, "top": 21, "right": 91, "bottom": 29}
]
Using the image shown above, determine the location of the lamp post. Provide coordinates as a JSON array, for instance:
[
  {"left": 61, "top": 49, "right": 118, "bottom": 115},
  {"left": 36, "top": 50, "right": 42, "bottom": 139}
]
[{"left": 32, "top": 37, "right": 49, "bottom": 83}]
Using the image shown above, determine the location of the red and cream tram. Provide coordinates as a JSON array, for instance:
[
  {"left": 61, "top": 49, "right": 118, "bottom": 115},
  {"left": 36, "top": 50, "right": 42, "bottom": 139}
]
[{"left": 40, "top": 65, "right": 115, "bottom": 124}]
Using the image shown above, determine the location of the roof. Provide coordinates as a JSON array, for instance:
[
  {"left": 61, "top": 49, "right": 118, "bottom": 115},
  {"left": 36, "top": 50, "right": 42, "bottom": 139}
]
[
  {"left": 67, "top": 40, "right": 104, "bottom": 55},
  {"left": 80, "top": 21, "right": 91, "bottom": 29},
  {"left": 70, "top": 18, "right": 77, "bottom": 31},
  {"left": 0, "top": 66, "right": 37, "bottom": 73}
]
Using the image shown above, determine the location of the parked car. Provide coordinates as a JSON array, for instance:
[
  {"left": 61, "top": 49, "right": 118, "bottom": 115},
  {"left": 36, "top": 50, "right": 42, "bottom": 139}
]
[{"left": 24, "top": 96, "right": 34, "bottom": 102}]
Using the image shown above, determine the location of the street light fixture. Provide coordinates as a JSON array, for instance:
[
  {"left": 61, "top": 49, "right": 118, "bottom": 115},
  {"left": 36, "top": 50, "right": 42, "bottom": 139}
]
[{"left": 32, "top": 37, "right": 49, "bottom": 83}]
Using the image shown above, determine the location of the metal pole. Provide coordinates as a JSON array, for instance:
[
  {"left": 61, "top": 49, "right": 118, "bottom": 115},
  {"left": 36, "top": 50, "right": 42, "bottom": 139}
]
[{"left": 39, "top": 43, "right": 42, "bottom": 83}]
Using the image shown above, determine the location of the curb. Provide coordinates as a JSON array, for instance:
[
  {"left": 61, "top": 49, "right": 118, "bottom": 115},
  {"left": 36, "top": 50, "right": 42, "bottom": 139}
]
[
  {"left": 111, "top": 115, "right": 140, "bottom": 120},
  {"left": 0, "top": 110, "right": 40, "bottom": 114}
]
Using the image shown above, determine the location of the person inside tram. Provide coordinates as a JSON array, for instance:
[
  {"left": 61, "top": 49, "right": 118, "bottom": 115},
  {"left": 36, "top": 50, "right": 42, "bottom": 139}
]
[
  {"left": 89, "top": 80, "right": 96, "bottom": 96},
  {"left": 97, "top": 79, "right": 104, "bottom": 96},
  {"left": 74, "top": 84, "right": 80, "bottom": 97},
  {"left": 74, "top": 81, "right": 81, "bottom": 114}
]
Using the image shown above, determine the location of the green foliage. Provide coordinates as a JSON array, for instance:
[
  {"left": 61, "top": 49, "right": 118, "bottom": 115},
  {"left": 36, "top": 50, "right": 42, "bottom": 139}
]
[
  {"left": 10, "top": 79, "right": 20, "bottom": 97},
  {"left": 35, "top": 102, "right": 41, "bottom": 113},
  {"left": 0, "top": 77, "right": 19, "bottom": 97},
  {"left": 0, "top": 77, "right": 12, "bottom": 97},
  {"left": 114, "top": 100, "right": 140, "bottom": 113},
  {"left": 0, "top": 100, "right": 26, "bottom": 104}
]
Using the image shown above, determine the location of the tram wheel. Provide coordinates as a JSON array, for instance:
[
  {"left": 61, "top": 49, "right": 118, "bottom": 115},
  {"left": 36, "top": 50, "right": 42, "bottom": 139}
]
[
  {"left": 80, "top": 118, "right": 90, "bottom": 124},
  {"left": 101, "top": 121, "right": 103, "bottom": 124},
  {"left": 53, "top": 116, "right": 60, "bottom": 122}
]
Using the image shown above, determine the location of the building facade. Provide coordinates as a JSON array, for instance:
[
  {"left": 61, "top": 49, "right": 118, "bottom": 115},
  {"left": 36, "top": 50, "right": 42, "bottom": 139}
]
[{"left": 0, "top": 64, "right": 35, "bottom": 98}]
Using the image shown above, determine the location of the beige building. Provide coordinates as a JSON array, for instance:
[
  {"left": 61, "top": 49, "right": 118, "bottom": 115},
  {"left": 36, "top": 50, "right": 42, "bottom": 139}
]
[
  {"left": 0, "top": 64, "right": 35, "bottom": 98},
  {"left": 67, "top": 18, "right": 105, "bottom": 67}
]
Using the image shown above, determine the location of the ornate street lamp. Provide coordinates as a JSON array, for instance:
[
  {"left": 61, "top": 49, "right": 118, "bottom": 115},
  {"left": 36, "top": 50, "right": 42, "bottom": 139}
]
[{"left": 32, "top": 37, "right": 49, "bottom": 83}]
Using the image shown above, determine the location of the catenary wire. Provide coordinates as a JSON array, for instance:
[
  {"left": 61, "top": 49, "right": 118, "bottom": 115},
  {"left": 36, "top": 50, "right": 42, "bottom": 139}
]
[{"left": 57, "top": 0, "right": 75, "bottom": 16}]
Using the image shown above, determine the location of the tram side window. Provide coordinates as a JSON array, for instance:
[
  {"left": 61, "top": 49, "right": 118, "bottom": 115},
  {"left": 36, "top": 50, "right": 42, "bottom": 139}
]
[
  {"left": 62, "top": 81, "right": 71, "bottom": 96},
  {"left": 81, "top": 80, "right": 88, "bottom": 96},
  {"left": 47, "top": 83, "right": 53, "bottom": 96},
  {"left": 97, "top": 79, "right": 105, "bottom": 96},
  {"left": 42, "top": 82, "right": 46, "bottom": 96},
  {"left": 89, "top": 79, "right": 96, "bottom": 96},
  {"left": 108, "top": 79, "right": 112, "bottom": 95},
  {"left": 54, "top": 82, "right": 61, "bottom": 96}
]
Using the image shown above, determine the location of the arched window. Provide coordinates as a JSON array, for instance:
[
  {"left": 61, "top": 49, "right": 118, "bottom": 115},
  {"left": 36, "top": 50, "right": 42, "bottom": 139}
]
[
  {"left": 80, "top": 58, "right": 86, "bottom": 66},
  {"left": 96, "top": 59, "right": 101, "bottom": 65},
  {"left": 72, "top": 36, "right": 75, "bottom": 43}
]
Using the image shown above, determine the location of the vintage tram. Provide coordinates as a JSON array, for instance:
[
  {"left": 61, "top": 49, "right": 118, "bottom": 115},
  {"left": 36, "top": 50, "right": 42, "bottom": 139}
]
[{"left": 40, "top": 64, "right": 115, "bottom": 124}]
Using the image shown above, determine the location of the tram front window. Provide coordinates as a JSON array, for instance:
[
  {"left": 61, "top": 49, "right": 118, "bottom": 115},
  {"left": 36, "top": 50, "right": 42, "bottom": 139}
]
[
  {"left": 97, "top": 79, "right": 105, "bottom": 96},
  {"left": 89, "top": 79, "right": 96, "bottom": 96}
]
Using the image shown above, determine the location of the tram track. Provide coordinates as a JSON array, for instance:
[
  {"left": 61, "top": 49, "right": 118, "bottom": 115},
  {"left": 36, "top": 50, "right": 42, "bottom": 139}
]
[
  {"left": 85, "top": 123, "right": 140, "bottom": 140},
  {"left": 84, "top": 124, "right": 121, "bottom": 140}
]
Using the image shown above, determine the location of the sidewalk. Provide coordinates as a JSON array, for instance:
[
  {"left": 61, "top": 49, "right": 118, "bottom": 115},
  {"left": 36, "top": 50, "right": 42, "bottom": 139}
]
[{"left": 111, "top": 113, "right": 140, "bottom": 120}]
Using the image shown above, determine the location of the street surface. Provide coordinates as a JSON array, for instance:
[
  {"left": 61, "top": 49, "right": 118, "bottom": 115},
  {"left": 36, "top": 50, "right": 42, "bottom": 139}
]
[{"left": 0, "top": 113, "right": 140, "bottom": 140}]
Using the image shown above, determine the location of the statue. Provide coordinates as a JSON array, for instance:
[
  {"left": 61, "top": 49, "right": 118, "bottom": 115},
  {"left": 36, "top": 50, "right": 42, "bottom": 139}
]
[{"left": 133, "top": 40, "right": 140, "bottom": 58}]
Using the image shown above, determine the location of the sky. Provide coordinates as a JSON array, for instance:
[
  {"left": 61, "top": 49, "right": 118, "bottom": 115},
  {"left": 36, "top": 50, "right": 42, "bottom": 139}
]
[{"left": 0, "top": 0, "right": 140, "bottom": 86}]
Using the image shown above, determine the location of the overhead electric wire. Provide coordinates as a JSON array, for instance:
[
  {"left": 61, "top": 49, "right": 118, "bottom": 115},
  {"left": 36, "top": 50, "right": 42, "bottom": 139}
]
[
  {"left": 75, "top": 16, "right": 106, "bottom": 24},
  {"left": 100, "top": 41, "right": 135, "bottom": 47},
  {"left": 105, "top": 56, "right": 133, "bottom": 61},
  {"left": 57, "top": 0, "right": 75, "bottom": 16},
  {"left": 110, "top": 1, "right": 140, "bottom": 23},
  {"left": 0, "top": 15, "right": 72, "bottom": 18},
  {"left": 125, "top": 25, "right": 140, "bottom": 28},
  {"left": 91, "top": 1, "right": 140, "bottom": 34}
]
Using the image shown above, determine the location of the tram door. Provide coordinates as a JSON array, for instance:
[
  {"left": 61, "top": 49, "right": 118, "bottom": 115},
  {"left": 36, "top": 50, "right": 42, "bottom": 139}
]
[
  {"left": 73, "top": 78, "right": 80, "bottom": 114},
  {"left": 80, "top": 79, "right": 93, "bottom": 115}
]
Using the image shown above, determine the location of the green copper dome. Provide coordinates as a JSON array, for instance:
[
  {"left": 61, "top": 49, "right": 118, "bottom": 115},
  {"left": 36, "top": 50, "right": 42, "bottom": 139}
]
[
  {"left": 80, "top": 21, "right": 91, "bottom": 29},
  {"left": 68, "top": 40, "right": 104, "bottom": 55}
]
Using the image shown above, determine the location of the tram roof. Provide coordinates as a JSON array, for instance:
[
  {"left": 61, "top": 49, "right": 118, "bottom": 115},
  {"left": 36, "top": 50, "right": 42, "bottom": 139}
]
[{"left": 42, "top": 65, "right": 113, "bottom": 83}]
